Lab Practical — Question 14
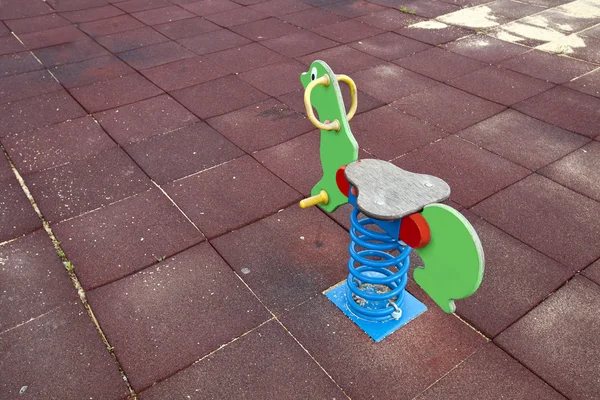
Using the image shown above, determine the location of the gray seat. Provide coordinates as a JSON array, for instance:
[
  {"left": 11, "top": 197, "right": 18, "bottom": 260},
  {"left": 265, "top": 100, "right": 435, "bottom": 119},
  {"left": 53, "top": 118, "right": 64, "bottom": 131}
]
[{"left": 345, "top": 159, "right": 450, "bottom": 220}]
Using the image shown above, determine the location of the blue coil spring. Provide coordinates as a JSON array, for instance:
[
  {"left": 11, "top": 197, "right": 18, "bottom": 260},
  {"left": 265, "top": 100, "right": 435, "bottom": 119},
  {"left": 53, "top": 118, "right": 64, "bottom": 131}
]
[{"left": 347, "top": 208, "right": 411, "bottom": 321}]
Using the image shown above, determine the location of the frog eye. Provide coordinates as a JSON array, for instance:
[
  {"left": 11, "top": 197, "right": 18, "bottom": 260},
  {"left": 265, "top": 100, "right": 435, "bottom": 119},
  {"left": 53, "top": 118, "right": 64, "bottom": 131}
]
[{"left": 310, "top": 67, "right": 317, "bottom": 81}]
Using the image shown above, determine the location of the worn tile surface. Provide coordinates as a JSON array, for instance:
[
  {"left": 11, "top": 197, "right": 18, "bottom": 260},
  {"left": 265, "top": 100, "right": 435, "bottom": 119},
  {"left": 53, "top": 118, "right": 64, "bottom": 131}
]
[
  {"left": 0, "top": 301, "right": 130, "bottom": 399},
  {"left": 473, "top": 174, "right": 600, "bottom": 270},
  {"left": 26, "top": 147, "right": 152, "bottom": 223},
  {"left": 496, "top": 275, "right": 600, "bottom": 400},
  {"left": 140, "top": 320, "right": 345, "bottom": 399},
  {"left": 416, "top": 343, "right": 566, "bottom": 399},
  {"left": 0, "top": 231, "right": 75, "bottom": 332},
  {"left": 86, "top": 242, "right": 270, "bottom": 391},
  {"left": 395, "top": 47, "right": 487, "bottom": 82},
  {"left": 54, "top": 188, "right": 204, "bottom": 289},
  {"left": 126, "top": 122, "right": 244, "bottom": 184},
  {"left": 459, "top": 109, "right": 590, "bottom": 170},
  {"left": 164, "top": 155, "right": 301, "bottom": 238},
  {"left": 2, "top": 116, "right": 117, "bottom": 174},
  {"left": 212, "top": 205, "right": 349, "bottom": 313}
]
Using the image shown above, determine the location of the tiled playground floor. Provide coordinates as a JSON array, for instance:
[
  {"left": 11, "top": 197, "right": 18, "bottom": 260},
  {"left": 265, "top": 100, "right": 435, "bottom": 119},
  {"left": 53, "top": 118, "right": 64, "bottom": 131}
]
[{"left": 1, "top": 0, "right": 600, "bottom": 398}]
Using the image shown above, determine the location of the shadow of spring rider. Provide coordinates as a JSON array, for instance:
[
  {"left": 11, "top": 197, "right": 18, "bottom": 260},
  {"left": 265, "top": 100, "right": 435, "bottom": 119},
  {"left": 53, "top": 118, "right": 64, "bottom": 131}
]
[{"left": 299, "top": 61, "right": 484, "bottom": 342}]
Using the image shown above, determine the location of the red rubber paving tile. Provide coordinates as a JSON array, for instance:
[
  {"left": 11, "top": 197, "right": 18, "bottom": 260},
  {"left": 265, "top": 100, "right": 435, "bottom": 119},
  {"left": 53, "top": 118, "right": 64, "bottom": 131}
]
[
  {"left": 96, "top": 26, "right": 169, "bottom": 53},
  {"left": 26, "top": 147, "right": 152, "bottom": 223},
  {"left": 449, "top": 66, "right": 554, "bottom": 106},
  {"left": 248, "top": 0, "right": 312, "bottom": 16},
  {"left": 565, "top": 68, "right": 600, "bottom": 98},
  {"left": 583, "top": 258, "right": 600, "bottom": 285},
  {"left": 5, "top": 14, "right": 70, "bottom": 34},
  {"left": 279, "top": 7, "right": 347, "bottom": 30},
  {"left": 0, "top": 0, "right": 53, "bottom": 20},
  {"left": 485, "top": 0, "right": 546, "bottom": 20},
  {"left": 0, "top": 301, "right": 129, "bottom": 399},
  {"left": 394, "top": 136, "right": 530, "bottom": 207},
  {"left": 456, "top": 213, "right": 572, "bottom": 337},
  {"left": 96, "top": 94, "right": 198, "bottom": 145},
  {"left": 0, "top": 151, "right": 12, "bottom": 183},
  {"left": 0, "top": 178, "right": 41, "bottom": 243},
  {"left": 141, "top": 320, "right": 345, "bottom": 399},
  {"left": 395, "top": 47, "right": 487, "bottom": 82},
  {"left": 0, "top": 35, "right": 25, "bottom": 56},
  {"left": 261, "top": 30, "right": 338, "bottom": 58},
  {"left": 177, "top": 29, "right": 251, "bottom": 55},
  {"left": 171, "top": 75, "right": 269, "bottom": 119},
  {"left": 54, "top": 188, "right": 203, "bottom": 289},
  {"left": 352, "top": 64, "right": 439, "bottom": 103},
  {"left": 297, "top": 45, "right": 382, "bottom": 74},
  {"left": 204, "top": 7, "right": 268, "bottom": 27},
  {"left": 555, "top": 35, "right": 600, "bottom": 64},
  {"left": 47, "top": 0, "right": 109, "bottom": 12},
  {"left": 397, "top": 23, "right": 472, "bottom": 46},
  {"left": 59, "top": 4, "right": 124, "bottom": 22},
  {"left": 279, "top": 284, "right": 486, "bottom": 400},
  {"left": 232, "top": 0, "right": 271, "bottom": 6},
  {"left": 204, "top": 42, "right": 288, "bottom": 74},
  {"left": 254, "top": 130, "right": 320, "bottom": 196},
  {"left": 0, "top": 70, "right": 62, "bottom": 104},
  {"left": 582, "top": 24, "right": 600, "bottom": 39},
  {"left": 350, "top": 105, "right": 448, "bottom": 160},
  {"left": 472, "top": 174, "right": 600, "bottom": 270},
  {"left": 444, "top": 35, "right": 529, "bottom": 64},
  {"left": 153, "top": 16, "right": 220, "bottom": 40},
  {"left": 164, "top": 155, "right": 301, "bottom": 238},
  {"left": 115, "top": 0, "right": 170, "bottom": 13},
  {"left": 0, "top": 90, "right": 86, "bottom": 136},
  {"left": 231, "top": 17, "right": 300, "bottom": 41},
  {"left": 496, "top": 275, "right": 600, "bottom": 400},
  {"left": 500, "top": 50, "right": 597, "bottom": 84},
  {"left": 1, "top": 117, "right": 116, "bottom": 174},
  {"left": 181, "top": 0, "right": 242, "bottom": 16},
  {"left": 18, "top": 25, "right": 88, "bottom": 50},
  {"left": 33, "top": 39, "right": 110, "bottom": 68},
  {"left": 322, "top": 0, "right": 385, "bottom": 18},
  {"left": 141, "top": 56, "right": 227, "bottom": 92},
  {"left": 357, "top": 9, "right": 425, "bottom": 31},
  {"left": 460, "top": 109, "right": 590, "bottom": 170},
  {"left": 0, "top": 22, "right": 8, "bottom": 37},
  {"left": 393, "top": 84, "right": 506, "bottom": 133},
  {"left": 393, "top": 0, "right": 460, "bottom": 18},
  {"left": 0, "top": 231, "right": 75, "bottom": 332},
  {"left": 312, "top": 19, "right": 383, "bottom": 44},
  {"left": 238, "top": 60, "right": 307, "bottom": 97},
  {"left": 50, "top": 54, "right": 134, "bottom": 88},
  {"left": 70, "top": 73, "right": 163, "bottom": 113},
  {"left": 416, "top": 343, "right": 567, "bottom": 399},
  {"left": 78, "top": 14, "right": 144, "bottom": 37},
  {"left": 212, "top": 205, "right": 349, "bottom": 312},
  {"left": 86, "top": 242, "right": 269, "bottom": 391},
  {"left": 0, "top": 52, "right": 44, "bottom": 78},
  {"left": 117, "top": 41, "right": 196, "bottom": 70},
  {"left": 523, "top": 0, "right": 576, "bottom": 6},
  {"left": 540, "top": 142, "right": 600, "bottom": 202},
  {"left": 125, "top": 122, "right": 244, "bottom": 184},
  {"left": 350, "top": 32, "right": 431, "bottom": 61},
  {"left": 513, "top": 86, "right": 600, "bottom": 138},
  {"left": 132, "top": 5, "right": 195, "bottom": 25},
  {"left": 207, "top": 98, "right": 314, "bottom": 152}
]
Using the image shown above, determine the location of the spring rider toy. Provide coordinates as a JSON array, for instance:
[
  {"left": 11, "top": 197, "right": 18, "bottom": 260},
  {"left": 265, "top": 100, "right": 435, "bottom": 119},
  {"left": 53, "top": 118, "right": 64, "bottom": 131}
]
[{"left": 299, "top": 61, "right": 484, "bottom": 342}]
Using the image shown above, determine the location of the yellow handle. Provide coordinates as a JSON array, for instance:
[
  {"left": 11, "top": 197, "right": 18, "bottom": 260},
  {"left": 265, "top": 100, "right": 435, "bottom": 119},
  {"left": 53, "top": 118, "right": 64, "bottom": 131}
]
[
  {"left": 299, "top": 190, "right": 329, "bottom": 208},
  {"left": 304, "top": 75, "right": 340, "bottom": 131},
  {"left": 336, "top": 74, "right": 358, "bottom": 121}
]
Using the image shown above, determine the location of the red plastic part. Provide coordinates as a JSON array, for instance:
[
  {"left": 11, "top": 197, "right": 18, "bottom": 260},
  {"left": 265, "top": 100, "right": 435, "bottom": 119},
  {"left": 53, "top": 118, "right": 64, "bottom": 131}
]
[
  {"left": 336, "top": 165, "right": 350, "bottom": 197},
  {"left": 400, "top": 213, "right": 431, "bottom": 249}
]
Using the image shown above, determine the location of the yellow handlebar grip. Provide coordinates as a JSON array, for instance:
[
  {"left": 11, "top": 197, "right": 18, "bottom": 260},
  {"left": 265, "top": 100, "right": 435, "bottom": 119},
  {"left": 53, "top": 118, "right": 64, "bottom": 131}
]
[{"left": 300, "top": 190, "right": 329, "bottom": 209}]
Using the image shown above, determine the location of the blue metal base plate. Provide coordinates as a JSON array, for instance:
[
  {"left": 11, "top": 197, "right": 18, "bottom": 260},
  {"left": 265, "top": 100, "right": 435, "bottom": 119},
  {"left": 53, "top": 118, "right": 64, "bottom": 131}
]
[{"left": 324, "top": 281, "right": 427, "bottom": 342}]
